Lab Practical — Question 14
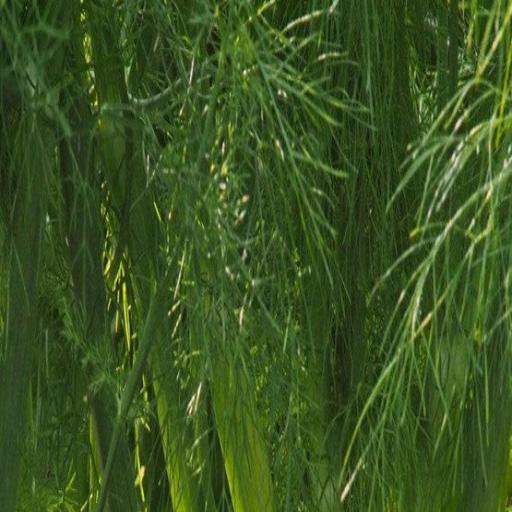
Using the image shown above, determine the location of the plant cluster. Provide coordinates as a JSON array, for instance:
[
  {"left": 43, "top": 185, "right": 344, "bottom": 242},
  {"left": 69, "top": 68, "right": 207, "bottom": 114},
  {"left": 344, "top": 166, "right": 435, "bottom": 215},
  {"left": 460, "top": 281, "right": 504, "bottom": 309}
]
[{"left": 1, "top": 1, "right": 512, "bottom": 511}]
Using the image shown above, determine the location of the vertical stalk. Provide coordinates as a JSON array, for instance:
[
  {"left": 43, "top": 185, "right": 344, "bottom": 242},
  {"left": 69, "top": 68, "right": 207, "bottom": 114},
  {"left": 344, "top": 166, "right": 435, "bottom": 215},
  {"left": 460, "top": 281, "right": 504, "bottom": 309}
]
[
  {"left": 210, "top": 341, "right": 276, "bottom": 512},
  {"left": 0, "top": 3, "right": 70, "bottom": 508},
  {"left": 0, "top": 116, "right": 48, "bottom": 512},
  {"left": 58, "top": 7, "right": 140, "bottom": 509},
  {"left": 84, "top": 3, "right": 202, "bottom": 510},
  {"left": 438, "top": 0, "right": 460, "bottom": 110}
]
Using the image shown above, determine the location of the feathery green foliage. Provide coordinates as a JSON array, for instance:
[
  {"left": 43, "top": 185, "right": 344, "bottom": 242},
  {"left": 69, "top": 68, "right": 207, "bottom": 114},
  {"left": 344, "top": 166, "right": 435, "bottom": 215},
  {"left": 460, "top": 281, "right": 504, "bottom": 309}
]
[{"left": 1, "top": 1, "right": 512, "bottom": 511}]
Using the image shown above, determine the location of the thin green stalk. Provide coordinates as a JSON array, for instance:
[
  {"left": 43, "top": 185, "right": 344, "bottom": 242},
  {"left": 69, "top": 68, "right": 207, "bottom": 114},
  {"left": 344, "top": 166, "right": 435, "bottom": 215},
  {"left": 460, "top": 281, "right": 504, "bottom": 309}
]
[
  {"left": 95, "top": 268, "right": 173, "bottom": 512},
  {"left": 84, "top": 4, "right": 203, "bottom": 509},
  {"left": 58, "top": 9, "right": 140, "bottom": 508},
  {"left": 0, "top": 116, "right": 48, "bottom": 512},
  {"left": 0, "top": 3, "right": 70, "bottom": 507}
]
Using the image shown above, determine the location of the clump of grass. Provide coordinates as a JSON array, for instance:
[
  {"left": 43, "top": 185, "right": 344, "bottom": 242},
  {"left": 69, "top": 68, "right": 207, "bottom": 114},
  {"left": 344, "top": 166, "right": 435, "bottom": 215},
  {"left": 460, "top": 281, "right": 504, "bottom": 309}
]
[{"left": 1, "top": 1, "right": 512, "bottom": 512}]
